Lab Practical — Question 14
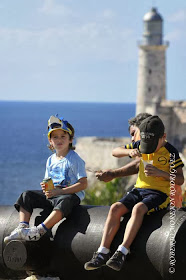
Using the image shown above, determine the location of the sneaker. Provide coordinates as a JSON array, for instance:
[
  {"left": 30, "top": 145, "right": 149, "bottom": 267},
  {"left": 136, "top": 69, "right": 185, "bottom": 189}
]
[
  {"left": 19, "top": 227, "right": 42, "bottom": 241},
  {"left": 4, "top": 226, "right": 42, "bottom": 244},
  {"left": 106, "top": 251, "right": 126, "bottom": 271},
  {"left": 84, "top": 252, "right": 110, "bottom": 270},
  {"left": 4, "top": 227, "right": 25, "bottom": 244}
]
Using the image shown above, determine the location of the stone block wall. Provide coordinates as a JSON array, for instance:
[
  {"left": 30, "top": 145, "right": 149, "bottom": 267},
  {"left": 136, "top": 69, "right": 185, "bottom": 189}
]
[{"left": 75, "top": 137, "right": 132, "bottom": 187}]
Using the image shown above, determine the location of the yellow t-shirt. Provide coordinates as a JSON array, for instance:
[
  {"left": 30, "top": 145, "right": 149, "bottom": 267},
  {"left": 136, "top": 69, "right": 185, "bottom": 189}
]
[{"left": 125, "top": 141, "right": 184, "bottom": 196}]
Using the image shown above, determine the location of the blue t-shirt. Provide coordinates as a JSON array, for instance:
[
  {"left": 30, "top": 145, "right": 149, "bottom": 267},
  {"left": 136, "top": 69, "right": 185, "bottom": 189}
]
[{"left": 44, "top": 150, "right": 87, "bottom": 201}]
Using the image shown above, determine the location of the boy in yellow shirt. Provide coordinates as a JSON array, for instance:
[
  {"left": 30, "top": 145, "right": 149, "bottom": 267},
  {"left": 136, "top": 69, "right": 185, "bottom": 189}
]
[{"left": 85, "top": 115, "right": 184, "bottom": 272}]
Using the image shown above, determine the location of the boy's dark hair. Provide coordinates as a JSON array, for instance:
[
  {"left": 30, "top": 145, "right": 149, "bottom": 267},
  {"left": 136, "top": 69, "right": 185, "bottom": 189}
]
[
  {"left": 128, "top": 113, "right": 152, "bottom": 128},
  {"left": 67, "top": 122, "right": 75, "bottom": 150}
]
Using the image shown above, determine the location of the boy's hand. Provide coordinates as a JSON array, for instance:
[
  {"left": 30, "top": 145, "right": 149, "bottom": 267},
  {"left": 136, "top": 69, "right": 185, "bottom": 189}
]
[
  {"left": 44, "top": 187, "right": 63, "bottom": 198},
  {"left": 95, "top": 169, "right": 114, "bottom": 182},
  {"left": 40, "top": 182, "right": 63, "bottom": 198},
  {"left": 144, "top": 165, "right": 164, "bottom": 177},
  {"left": 128, "top": 149, "right": 141, "bottom": 158},
  {"left": 40, "top": 182, "right": 46, "bottom": 193}
]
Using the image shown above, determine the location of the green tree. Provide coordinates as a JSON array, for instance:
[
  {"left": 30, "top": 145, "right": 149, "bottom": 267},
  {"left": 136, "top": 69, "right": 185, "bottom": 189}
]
[{"left": 83, "top": 177, "right": 129, "bottom": 206}]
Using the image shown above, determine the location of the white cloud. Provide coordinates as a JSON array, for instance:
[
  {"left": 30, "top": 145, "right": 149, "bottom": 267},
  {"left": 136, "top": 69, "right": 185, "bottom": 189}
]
[
  {"left": 165, "top": 29, "right": 183, "bottom": 42},
  {"left": 100, "top": 9, "right": 116, "bottom": 20},
  {"left": 0, "top": 27, "right": 40, "bottom": 47},
  {"left": 38, "top": 0, "right": 73, "bottom": 16},
  {"left": 168, "top": 9, "right": 186, "bottom": 23},
  {"left": 165, "top": 10, "right": 186, "bottom": 43},
  {"left": 0, "top": 22, "right": 137, "bottom": 64}
]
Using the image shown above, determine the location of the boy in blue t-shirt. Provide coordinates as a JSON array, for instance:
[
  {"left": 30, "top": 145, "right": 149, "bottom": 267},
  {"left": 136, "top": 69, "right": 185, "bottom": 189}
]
[{"left": 4, "top": 115, "right": 87, "bottom": 243}]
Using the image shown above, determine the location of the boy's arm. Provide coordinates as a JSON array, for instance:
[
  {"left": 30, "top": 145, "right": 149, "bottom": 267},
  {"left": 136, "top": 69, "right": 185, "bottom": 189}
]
[
  {"left": 112, "top": 146, "right": 130, "bottom": 158},
  {"left": 96, "top": 159, "right": 140, "bottom": 182},
  {"left": 61, "top": 155, "right": 87, "bottom": 194},
  {"left": 144, "top": 165, "right": 184, "bottom": 185},
  {"left": 45, "top": 177, "right": 88, "bottom": 198},
  {"left": 112, "top": 146, "right": 141, "bottom": 158},
  {"left": 60, "top": 177, "right": 88, "bottom": 194}
]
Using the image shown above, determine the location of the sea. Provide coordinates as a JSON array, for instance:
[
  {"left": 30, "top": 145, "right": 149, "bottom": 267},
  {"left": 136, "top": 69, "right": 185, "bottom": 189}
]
[{"left": 0, "top": 101, "right": 135, "bottom": 205}]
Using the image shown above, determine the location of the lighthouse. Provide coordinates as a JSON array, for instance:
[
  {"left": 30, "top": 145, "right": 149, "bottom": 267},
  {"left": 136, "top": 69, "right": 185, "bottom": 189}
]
[{"left": 136, "top": 8, "right": 169, "bottom": 115}]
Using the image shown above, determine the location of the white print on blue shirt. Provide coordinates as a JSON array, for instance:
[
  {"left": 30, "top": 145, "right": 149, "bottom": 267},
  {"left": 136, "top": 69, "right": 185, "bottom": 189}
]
[
  {"left": 44, "top": 150, "right": 87, "bottom": 201},
  {"left": 49, "top": 163, "right": 70, "bottom": 187}
]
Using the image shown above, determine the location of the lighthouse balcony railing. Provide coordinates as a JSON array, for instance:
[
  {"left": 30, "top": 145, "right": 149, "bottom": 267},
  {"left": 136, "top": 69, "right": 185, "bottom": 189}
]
[{"left": 137, "top": 40, "right": 169, "bottom": 47}]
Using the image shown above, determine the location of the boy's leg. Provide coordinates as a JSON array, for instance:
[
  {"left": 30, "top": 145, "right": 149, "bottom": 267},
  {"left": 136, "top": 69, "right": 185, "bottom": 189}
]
[
  {"left": 106, "top": 189, "right": 168, "bottom": 271},
  {"left": 100, "top": 202, "right": 129, "bottom": 249},
  {"left": 18, "top": 194, "right": 79, "bottom": 242},
  {"left": 4, "top": 207, "right": 32, "bottom": 244},
  {"left": 12, "top": 209, "right": 64, "bottom": 242},
  {"left": 42, "top": 209, "right": 63, "bottom": 229},
  {"left": 19, "top": 206, "right": 31, "bottom": 223},
  {"left": 84, "top": 202, "right": 129, "bottom": 270},
  {"left": 106, "top": 202, "right": 148, "bottom": 271},
  {"left": 4, "top": 191, "right": 51, "bottom": 243},
  {"left": 121, "top": 189, "right": 168, "bottom": 249},
  {"left": 122, "top": 202, "right": 148, "bottom": 249}
]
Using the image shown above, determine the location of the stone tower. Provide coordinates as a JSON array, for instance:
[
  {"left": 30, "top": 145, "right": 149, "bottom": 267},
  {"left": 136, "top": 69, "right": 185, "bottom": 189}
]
[{"left": 136, "top": 7, "right": 169, "bottom": 115}]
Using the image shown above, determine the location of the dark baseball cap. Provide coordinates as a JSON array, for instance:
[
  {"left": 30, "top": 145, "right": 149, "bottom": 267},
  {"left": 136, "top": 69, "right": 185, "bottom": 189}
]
[{"left": 139, "top": 115, "right": 165, "bottom": 154}]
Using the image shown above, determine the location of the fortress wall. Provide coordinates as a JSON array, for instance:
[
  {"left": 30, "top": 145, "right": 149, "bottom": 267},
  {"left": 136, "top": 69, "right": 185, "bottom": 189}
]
[
  {"left": 75, "top": 137, "right": 132, "bottom": 187},
  {"left": 157, "top": 104, "right": 186, "bottom": 152},
  {"left": 156, "top": 105, "right": 174, "bottom": 140}
]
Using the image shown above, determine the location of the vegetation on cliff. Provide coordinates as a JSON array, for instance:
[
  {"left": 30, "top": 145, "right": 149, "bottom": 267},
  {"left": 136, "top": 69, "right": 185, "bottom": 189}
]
[{"left": 83, "top": 177, "right": 130, "bottom": 206}]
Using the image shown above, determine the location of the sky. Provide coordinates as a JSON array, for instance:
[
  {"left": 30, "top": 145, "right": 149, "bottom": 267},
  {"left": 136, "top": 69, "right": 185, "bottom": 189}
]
[{"left": 0, "top": 0, "right": 186, "bottom": 103}]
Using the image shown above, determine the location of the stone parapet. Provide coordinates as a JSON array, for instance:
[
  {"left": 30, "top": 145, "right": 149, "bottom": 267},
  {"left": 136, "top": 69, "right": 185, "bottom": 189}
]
[{"left": 75, "top": 137, "right": 132, "bottom": 187}]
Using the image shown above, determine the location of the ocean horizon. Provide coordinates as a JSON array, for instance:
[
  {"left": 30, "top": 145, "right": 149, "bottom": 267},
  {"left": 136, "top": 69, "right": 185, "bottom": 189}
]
[{"left": 0, "top": 101, "right": 135, "bottom": 205}]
